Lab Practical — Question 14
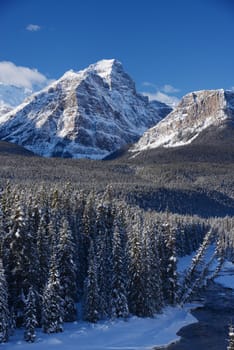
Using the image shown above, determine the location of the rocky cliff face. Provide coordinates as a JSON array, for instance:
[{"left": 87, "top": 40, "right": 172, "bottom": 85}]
[
  {"left": 132, "top": 89, "right": 234, "bottom": 152},
  {"left": 0, "top": 59, "right": 171, "bottom": 159}
]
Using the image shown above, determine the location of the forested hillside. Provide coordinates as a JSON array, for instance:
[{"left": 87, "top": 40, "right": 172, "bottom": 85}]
[{"left": 0, "top": 180, "right": 234, "bottom": 343}]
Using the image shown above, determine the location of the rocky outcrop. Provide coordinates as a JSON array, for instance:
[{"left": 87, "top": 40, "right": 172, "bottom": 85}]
[
  {"left": 132, "top": 89, "right": 234, "bottom": 152},
  {"left": 0, "top": 59, "right": 171, "bottom": 159}
]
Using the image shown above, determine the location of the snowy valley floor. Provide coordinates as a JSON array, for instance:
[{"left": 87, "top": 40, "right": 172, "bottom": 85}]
[
  {"left": 4, "top": 260, "right": 234, "bottom": 350},
  {"left": 3, "top": 304, "right": 199, "bottom": 350}
]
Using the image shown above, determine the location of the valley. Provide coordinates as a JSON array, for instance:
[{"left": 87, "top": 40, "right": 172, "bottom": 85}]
[{"left": 0, "top": 59, "right": 233, "bottom": 349}]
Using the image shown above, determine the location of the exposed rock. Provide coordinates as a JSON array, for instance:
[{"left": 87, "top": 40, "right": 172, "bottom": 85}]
[
  {"left": 0, "top": 59, "right": 171, "bottom": 159},
  {"left": 132, "top": 89, "right": 234, "bottom": 152}
]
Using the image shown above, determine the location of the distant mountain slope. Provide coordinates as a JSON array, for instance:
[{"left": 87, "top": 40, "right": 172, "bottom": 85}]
[
  {"left": 0, "top": 59, "right": 171, "bottom": 159},
  {"left": 132, "top": 89, "right": 234, "bottom": 152},
  {"left": 0, "top": 82, "right": 49, "bottom": 118},
  {"left": 0, "top": 140, "right": 35, "bottom": 156}
]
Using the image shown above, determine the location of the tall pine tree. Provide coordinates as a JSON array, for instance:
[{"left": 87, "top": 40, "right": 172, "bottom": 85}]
[
  {"left": 228, "top": 324, "right": 234, "bottom": 350},
  {"left": 57, "top": 218, "right": 77, "bottom": 322},
  {"left": 24, "top": 286, "right": 38, "bottom": 343},
  {"left": 111, "top": 222, "right": 129, "bottom": 319},
  {"left": 0, "top": 258, "right": 10, "bottom": 343},
  {"left": 83, "top": 241, "right": 100, "bottom": 323},
  {"left": 42, "top": 254, "right": 63, "bottom": 333}
]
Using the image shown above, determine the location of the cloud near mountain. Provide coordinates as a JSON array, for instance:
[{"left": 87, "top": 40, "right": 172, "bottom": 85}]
[{"left": 0, "top": 61, "right": 51, "bottom": 89}]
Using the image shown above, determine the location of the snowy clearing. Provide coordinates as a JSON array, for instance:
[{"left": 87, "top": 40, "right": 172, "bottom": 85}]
[{"left": 3, "top": 305, "right": 199, "bottom": 350}]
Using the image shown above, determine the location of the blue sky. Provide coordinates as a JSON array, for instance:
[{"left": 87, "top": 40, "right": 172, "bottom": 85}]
[{"left": 1, "top": 0, "right": 234, "bottom": 104}]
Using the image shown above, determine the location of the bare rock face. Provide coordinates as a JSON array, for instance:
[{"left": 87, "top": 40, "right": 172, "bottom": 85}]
[
  {"left": 0, "top": 59, "right": 171, "bottom": 159},
  {"left": 132, "top": 89, "right": 234, "bottom": 152}
]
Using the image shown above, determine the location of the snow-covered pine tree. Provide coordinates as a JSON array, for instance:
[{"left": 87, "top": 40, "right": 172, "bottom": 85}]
[
  {"left": 95, "top": 236, "right": 110, "bottom": 319},
  {"left": 41, "top": 253, "right": 63, "bottom": 333},
  {"left": 0, "top": 182, "right": 12, "bottom": 238},
  {"left": 165, "top": 224, "right": 178, "bottom": 305},
  {"left": 4, "top": 194, "right": 26, "bottom": 326},
  {"left": 110, "top": 222, "right": 129, "bottom": 319},
  {"left": 180, "top": 229, "right": 214, "bottom": 304},
  {"left": 79, "top": 191, "right": 97, "bottom": 293},
  {"left": 157, "top": 222, "right": 177, "bottom": 305},
  {"left": 95, "top": 198, "right": 114, "bottom": 318},
  {"left": 24, "top": 286, "right": 37, "bottom": 343},
  {"left": 127, "top": 217, "right": 146, "bottom": 317},
  {"left": 146, "top": 222, "right": 164, "bottom": 313},
  {"left": 228, "top": 324, "right": 234, "bottom": 350},
  {"left": 57, "top": 217, "right": 77, "bottom": 322},
  {"left": 36, "top": 210, "right": 51, "bottom": 294},
  {"left": 70, "top": 189, "right": 86, "bottom": 297},
  {"left": 0, "top": 258, "right": 10, "bottom": 343},
  {"left": 83, "top": 241, "right": 100, "bottom": 323}
]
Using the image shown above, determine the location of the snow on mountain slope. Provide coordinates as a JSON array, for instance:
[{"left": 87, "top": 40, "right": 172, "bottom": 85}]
[
  {"left": 0, "top": 59, "right": 171, "bottom": 159},
  {"left": 132, "top": 89, "right": 234, "bottom": 152}
]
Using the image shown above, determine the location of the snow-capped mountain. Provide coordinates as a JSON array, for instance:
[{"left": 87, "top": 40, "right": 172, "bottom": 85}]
[
  {"left": 132, "top": 89, "right": 234, "bottom": 152},
  {"left": 0, "top": 59, "right": 171, "bottom": 159}
]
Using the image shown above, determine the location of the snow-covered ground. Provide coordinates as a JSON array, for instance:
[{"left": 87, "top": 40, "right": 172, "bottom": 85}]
[
  {"left": 5, "top": 249, "right": 234, "bottom": 350},
  {"left": 3, "top": 305, "right": 199, "bottom": 350}
]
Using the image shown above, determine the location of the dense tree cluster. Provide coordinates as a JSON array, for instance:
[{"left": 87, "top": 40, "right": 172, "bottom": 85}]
[
  {"left": 0, "top": 182, "right": 224, "bottom": 343},
  {"left": 228, "top": 324, "right": 234, "bottom": 350}
]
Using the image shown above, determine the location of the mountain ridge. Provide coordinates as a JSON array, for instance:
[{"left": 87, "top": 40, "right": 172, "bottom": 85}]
[
  {"left": 132, "top": 89, "right": 234, "bottom": 153},
  {"left": 0, "top": 59, "right": 171, "bottom": 159}
]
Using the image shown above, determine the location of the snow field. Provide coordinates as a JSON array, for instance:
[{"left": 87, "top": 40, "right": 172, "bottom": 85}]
[{"left": 3, "top": 304, "right": 199, "bottom": 350}]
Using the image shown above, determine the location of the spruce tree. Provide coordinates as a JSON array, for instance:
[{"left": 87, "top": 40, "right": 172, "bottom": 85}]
[
  {"left": 142, "top": 223, "right": 163, "bottom": 315},
  {"left": 57, "top": 218, "right": 77, "bottom": 322},
  {"left": 41, "top": 254, "right": 63, "bottom": 333},
  {"left": 165, "top": 225, "right": 178, "bottom": 305},
  {"left": 24, "top": 287, "right": 37, "bottom": 343},
  {"left": 36, "top": 211, "right": 51, "bottom": 294},
  {"left": 83, "top": 242, "right": 100, "bottom": 323},
  {"left": 0, "top": 258, "right": 10, "bottom": 343},
  {"left": 127, "top": 219, "right": 146, "bottom": 317},
  {"left": 95, "top": 193, "right": 115, "bottom": 318},
  {"left": 228, "top": 324, "right": 234, "bottom": 350},
  {"left": 111, "top": 223, "right": 129, "bottom": 319},
  {"left": 4, "top": 194, "right": 26, "bottom": 326}
]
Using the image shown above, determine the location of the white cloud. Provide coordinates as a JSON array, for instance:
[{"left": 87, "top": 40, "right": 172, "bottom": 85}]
[
  {"left": 26, "top": 24, "right": 41, "bottom": 32},
  {"left": 143, "top": 90, "right": 180, "bottom": 108},
  {"left": 142, "top": 81, "right": 157, "bottom": 89},
  {"left": 141, "top": 82, "right": 180, "bottom": 107},
  {"left": 0, "top": 61, "right": 50, "bottom": 89},
  {"left": 161, "top": 84, "right": 180, "bottom": 94}
]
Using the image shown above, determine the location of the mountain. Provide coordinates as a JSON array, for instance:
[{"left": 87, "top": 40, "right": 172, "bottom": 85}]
[
  {"left": 132, "top": 89, "right": 234, "bottom": 153},
  {"left": 0, "top": 59, "right": 171, "bottom": 159},
  {"left": 0, "top": 140, "right": 35, "bottom": 157}
]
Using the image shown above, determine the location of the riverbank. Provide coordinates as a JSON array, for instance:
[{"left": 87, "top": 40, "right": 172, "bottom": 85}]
[{"left": 155, "top": 277, "right": 234, "bottom": 350}]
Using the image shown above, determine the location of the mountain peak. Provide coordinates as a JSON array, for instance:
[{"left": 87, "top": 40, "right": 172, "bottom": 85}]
[
  {"left": 0, "top": 59, "right": 171, "bottom": 159},
  {"left": 87, "top": 58, "right": 134, "bottom": 90},
  {"left": 89, "top": 58, "right": 121, "bottom": 74},
  {"left": 132, "top": 89, "right": 234, "bottom": 152}
]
